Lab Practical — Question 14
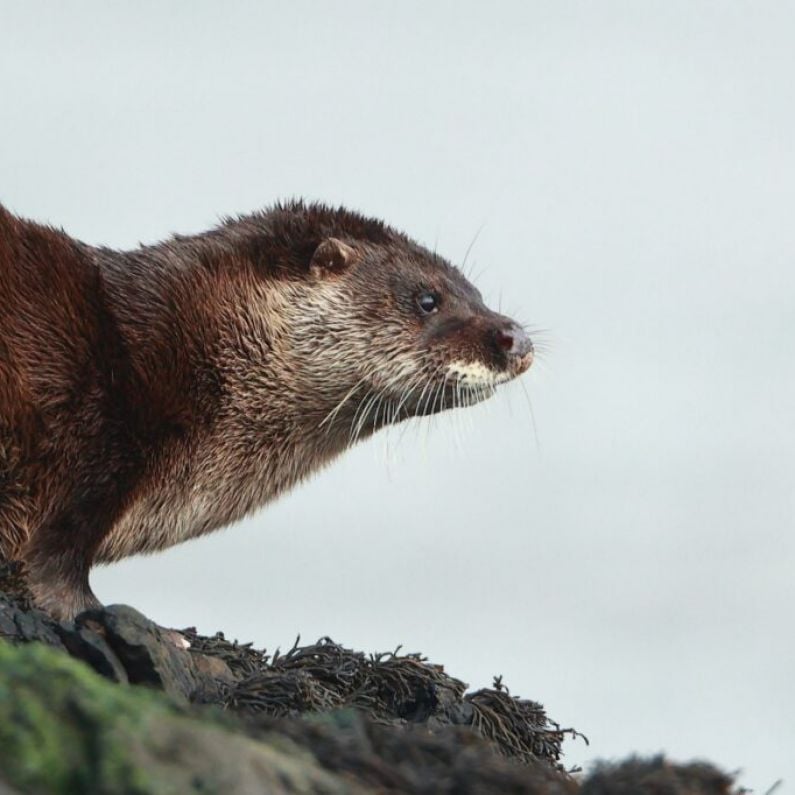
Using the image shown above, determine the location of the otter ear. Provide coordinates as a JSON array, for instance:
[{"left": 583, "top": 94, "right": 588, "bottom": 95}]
[{"left": 309, "top": 237, "right": 357, "bottom": 278}]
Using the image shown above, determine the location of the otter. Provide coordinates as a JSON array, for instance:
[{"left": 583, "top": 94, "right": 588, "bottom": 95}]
[{"left": 0, "top": 201, "right": 533, "bottom": 619}]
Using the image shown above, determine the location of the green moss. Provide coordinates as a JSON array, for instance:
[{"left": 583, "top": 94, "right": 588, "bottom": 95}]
[
  {"left": 0, "top": 641, "right": 354, "bottom": 794},
  {"left": 0, "top": 641, "right": 171, "bottom": 792}
]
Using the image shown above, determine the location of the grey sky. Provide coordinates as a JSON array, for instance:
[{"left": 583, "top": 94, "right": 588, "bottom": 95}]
[{"left": 2, "top": 2, "right": 793, "bottom": 788}]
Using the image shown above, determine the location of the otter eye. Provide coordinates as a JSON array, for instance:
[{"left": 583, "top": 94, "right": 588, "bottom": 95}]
[{"left": 417, "top": 291, "right": 440, "bottom": 314}]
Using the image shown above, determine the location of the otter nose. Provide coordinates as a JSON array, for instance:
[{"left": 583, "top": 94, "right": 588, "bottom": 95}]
[{"left": 494, "top": 324, "right": 533, "bottom": 358}]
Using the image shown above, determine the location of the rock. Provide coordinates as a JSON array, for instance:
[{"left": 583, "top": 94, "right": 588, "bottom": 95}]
[
  {"left": 0, "top": 580, "right": 744, "bottom": 794},
  {"left": 75, "top": 605, "right": 233, "bottom": 703},
  {"left": 1, "top": 585, "right": 236, "bottom": 703},
  {"left": 0, "top": 592, "right": 65, "bottom": 649},
  {"left": 0, "top": 641, "right": 356, "bottom": 794},
  {"left": 55, "top": 623, "right": 129, "bottom": 683},
  {"left": 580, "top": 756, "right": 737, "bottom": 795}
]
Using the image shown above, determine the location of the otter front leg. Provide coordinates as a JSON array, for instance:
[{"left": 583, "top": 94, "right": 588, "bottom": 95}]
[
  {"left": 22, "top": 517, "right": 105, "bottom": 621},
  {"left": 25, "top": 555, "right": 100, "bottom": 620}
]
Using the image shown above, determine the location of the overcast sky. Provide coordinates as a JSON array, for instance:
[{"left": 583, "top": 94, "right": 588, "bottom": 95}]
[{"left": 2, "top": 2, "right": 793, "bottom": 789}]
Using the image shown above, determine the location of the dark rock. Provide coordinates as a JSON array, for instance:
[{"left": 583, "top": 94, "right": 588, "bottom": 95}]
[
  {"left": 55, "top": 623, "right": 129, "bottom": 683},
  {"left": 190, "top": 651, "right": 237, "bottom": 704},
  {"left": 0, "top": 577, "right": 235, "bottom": 704},
  {"left": 580, "top": 756, "right": 737, "bottom": 795},
  {"left": 446, "top": 701, "right": 476, "bottom": 725},
  {"left": 75, "top": 604, "right": 231, "bottom": 703},
  {"left": 0, "top": 592, "right": 65, "bottom": 649}
]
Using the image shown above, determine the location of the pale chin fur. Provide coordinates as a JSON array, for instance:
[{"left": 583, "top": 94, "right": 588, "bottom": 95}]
[{"left": 445, "top": 360, "right": 512, "bottom": 388}]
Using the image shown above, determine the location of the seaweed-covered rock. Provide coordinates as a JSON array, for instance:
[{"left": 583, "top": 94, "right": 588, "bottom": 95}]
[
  {"left": 580, "top": 756, "right": 737, "bottom": 795},
  {"left": 0, "top": 570, "right": 744, "bottom": 795},
  {"left": 260, "top": 710, "right": 579, "bottom": 795},
  {"left": 223, "top": 637, "right": 574, "bottom": 767}
]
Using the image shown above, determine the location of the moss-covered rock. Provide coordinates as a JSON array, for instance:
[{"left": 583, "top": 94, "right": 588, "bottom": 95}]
[{"left": 0, "top": 642, "right": 355, "bottom": 794}]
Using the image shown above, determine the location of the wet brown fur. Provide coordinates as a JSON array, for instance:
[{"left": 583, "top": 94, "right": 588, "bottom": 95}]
[{"left": 0, "top": 201, "right": 531, "bottom": 618}]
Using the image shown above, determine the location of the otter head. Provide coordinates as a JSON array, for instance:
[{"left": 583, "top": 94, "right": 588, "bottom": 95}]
[{"left": 277, "top": 215, "right": 533, "bottom": 443}]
